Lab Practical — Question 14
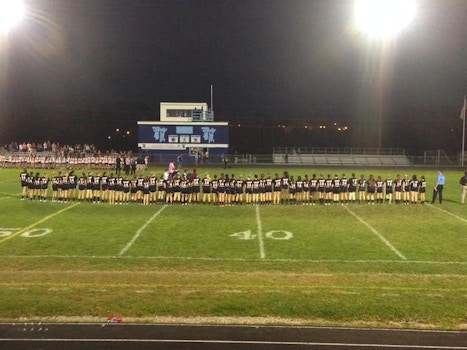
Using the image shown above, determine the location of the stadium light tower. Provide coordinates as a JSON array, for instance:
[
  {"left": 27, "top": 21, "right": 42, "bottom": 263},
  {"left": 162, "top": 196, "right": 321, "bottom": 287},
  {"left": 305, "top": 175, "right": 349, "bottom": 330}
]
[
  {"left": 0, "top": 0, "right": 25, "bottom": 34},
  {"left": 353, "top": 0, "right": 417, "bottom": 148}
]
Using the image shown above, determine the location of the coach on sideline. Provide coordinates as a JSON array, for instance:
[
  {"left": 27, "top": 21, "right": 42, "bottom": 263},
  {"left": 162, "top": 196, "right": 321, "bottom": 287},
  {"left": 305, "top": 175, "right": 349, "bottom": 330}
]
[
  {"left": 431, "top": 170, "right": 445, "bottom": 204},
  {"left": 460, "top": 171, "right": 467, "bottom": 204}
]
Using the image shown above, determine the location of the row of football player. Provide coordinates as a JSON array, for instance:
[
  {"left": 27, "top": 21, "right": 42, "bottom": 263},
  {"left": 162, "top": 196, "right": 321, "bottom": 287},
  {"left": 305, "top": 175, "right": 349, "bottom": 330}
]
[{"left": 20, "top": 171, "right": 429, "bottom": 204}]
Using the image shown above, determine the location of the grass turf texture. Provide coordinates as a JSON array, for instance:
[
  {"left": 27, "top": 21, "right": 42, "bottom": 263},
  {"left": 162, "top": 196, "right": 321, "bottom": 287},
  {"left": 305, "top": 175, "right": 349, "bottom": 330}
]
[{"left": 0, "top": 167, "right": 466, "bottom": 329}]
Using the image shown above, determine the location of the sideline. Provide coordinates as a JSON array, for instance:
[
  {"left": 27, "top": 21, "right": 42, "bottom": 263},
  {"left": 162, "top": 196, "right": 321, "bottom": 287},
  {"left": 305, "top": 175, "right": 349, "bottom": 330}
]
[
  {"left": 343, "top": 206, "right": 407, "bottom": 260},
  {"left": 118, "top": 205, "right": 168, "bottom": 256},
  {"left": 2, "top": 255, "right": 465, "bottom": 265},
  {"left": 0, "top": 203, "right": 80, "bottom": 245}
]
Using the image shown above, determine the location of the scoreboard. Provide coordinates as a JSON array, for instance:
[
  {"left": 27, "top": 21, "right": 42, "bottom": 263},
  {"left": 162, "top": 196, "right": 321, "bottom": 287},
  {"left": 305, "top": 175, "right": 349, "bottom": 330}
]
[{"left": 138, "top": 121, "right": 229, "bottom": 151}]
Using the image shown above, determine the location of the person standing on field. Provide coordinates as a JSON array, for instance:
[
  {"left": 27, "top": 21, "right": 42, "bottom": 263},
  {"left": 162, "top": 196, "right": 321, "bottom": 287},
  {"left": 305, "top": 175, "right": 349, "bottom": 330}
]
[
  {"left": 431, "top": 170, "right": 445, "bottom": 204},
  {"left": 460, "top": 170, "right": 467, "bottom": 204}
]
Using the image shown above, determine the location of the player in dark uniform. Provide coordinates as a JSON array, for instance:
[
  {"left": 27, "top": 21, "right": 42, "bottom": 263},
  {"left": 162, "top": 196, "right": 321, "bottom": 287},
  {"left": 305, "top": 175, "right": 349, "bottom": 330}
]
[
  {"left": 384, "top": 176, "right": 394, "bottom": 204},
  {"left": 218, "top": 174, "right": 226, "bottom": 206},
  {"left": 33, "top": 172, "right": 41, "bottom": 201},
  {"left": 348, "top": 173, "right": 357, "bottom": 204},
  {"left": 367, "top": 175, "right": 376, "bottom": 204},
  {"left": 180, "top": 177, "right": 189, "bottom": 205},
  {"left": 402, "top": 174, "right": 410, "bottom": 205},
  {"left": 281, "top": 171, "right": 290, "bottom": 205},
  {"left": 318, "top": 174, "right": 326, "bottom": 205},
  {"left": 358, "top": 174, "right": 367, "bottom": 204},
  {"left": 190, "top": 172, "right": 201, "bottom": 204},
  {"left": 149, "top": 173, "right": 157, "bottom": 204},
  {"left": 101, "top": 172, "right": 109, "bottom": 203},
  {"left": 51, "top": 172, "right": 60, "bottom": 202},
  {"left": 375, "top": 176, "right": 384, "bottom": 204},
  {"left": 235, "top": 175, "right": 244, "bottom": 205},
  {"left": 265, "top": 173, "right": 273, "bottom": 205},
  {"left": 325, "top": 174, "right": 333, "bottom": 205},
  {"left": 157, "top": 175, "right": 166, "bottom": 203},
  {"left": 115, "top": 174, "right": 124, "bottom": 204},
  {"left": 258, "top": 174, "right": 266, "bottom": 205},
  {"left": 228, "top": 174, "right": 236, "bottom": 206},
  {"left": 251, "top": 174, "right": 260, "bottom": 205},
  {"left": 309, "top": 174, "right": 318, "bottom": 205},
  {"left": 201, "top": 174, "right": 211, "bottom": 204},
  {"left": 295, "top": 175, "right": 303, "bottom": 205},
  {"left": 78, "top": 173, "right": 86, "bottom": 202},
  {"left": 26, "top": 171, "right": 35, "bottom": 200},
  {"left": 86, "top": 172, "right": 94, "bottom": 203},
  {"left": 59, "top": 172, "right": 68, "bottom": 202},
  {"left": 165, "top": 176, "right": 173, "bottom": 204},
  {"left": 302, "top": 174, "right": 310, "bottom": 205},
  {"left": 419, "top": 175, "right": 427, "bottom": 204},
  {"left": 331, "top": 174, "right": 340, "bottom": 205},
  {"left": 93, "top": 173, "right": 101, "bottom": 203},
  {"left": 394, "top": 174, "right": 403, "bottom": 204},
  {"left": 122, "top": 177, "right": 131, "bottom": 204},
  {"left": 409, "top": 174, "right": 419, "bottom": 204},
  {"left": 172, "top": 174, "right": 181, "bottom": 204},
  {"left": 68, "top": 171, "right": 77, "bottom": 202},
  {"left": 272, "top": 174, "right": 282, "bottom": 205},
  {"left": 288, "top": 176, "right": 296, "bottom": 204},
  {"left": 136, "top": 175, "right": 145, "bottom": 203},
  {"left": 130, "top": 177, "right": 138, "bottom": 203},
  {"left": 340, "top": 174, "right": 348, "bottom": 204},
  {"left": 244, "top": 175, "right": 253, "bottom": 205},
  {"left": 40, "top": 173, "right": 49, "bottom": 201},
  {"left": 20, "top": 169, "right": 28, "bottom": 200},
  {"left": 211, "top": 175, "right": 219, "bottom": 205},
  {"left": 143, "top": 177, "right": 150, "bottom": 205},
  {"left": 108, "top": 173, "right": 116, "bottom": 204}
]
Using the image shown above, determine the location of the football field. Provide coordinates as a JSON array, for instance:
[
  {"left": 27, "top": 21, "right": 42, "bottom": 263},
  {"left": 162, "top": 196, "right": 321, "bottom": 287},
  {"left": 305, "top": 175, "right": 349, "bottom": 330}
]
[{"left": 0, "top": 167, "right": 466, "bottom": 329}]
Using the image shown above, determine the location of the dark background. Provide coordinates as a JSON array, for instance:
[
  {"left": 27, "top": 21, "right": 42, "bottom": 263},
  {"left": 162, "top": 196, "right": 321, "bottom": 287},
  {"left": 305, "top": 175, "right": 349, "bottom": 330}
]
[{"left": 1, "top": 0, "right": 466, "bottom": 154}]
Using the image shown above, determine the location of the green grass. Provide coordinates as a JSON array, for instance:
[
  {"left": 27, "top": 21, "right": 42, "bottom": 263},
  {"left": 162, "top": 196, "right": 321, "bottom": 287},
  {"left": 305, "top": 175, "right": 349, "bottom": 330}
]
[{"left": 0, "top": 166, "right": 466, "bottom": 329}]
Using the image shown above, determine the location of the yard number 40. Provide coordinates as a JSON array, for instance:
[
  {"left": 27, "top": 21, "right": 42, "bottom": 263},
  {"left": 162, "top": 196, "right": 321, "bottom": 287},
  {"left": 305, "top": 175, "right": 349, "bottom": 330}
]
[{"left": 230, "top": 230, "right": 293, "bottom": 240}]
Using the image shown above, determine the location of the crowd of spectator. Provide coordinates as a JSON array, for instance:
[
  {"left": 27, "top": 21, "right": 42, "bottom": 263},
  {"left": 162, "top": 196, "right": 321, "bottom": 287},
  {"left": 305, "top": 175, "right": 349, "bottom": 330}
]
[
  {"left": 1, "top": 141, "right": 101, "bottom": 157},
  {"left": 0, "top": 141, "right": 135, "bottom": 169}
]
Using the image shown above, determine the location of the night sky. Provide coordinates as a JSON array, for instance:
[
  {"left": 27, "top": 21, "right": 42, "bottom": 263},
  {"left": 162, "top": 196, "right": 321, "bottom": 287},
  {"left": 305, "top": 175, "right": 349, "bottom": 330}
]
[{"left": 1, "top": 0, "right": 467, "bottom": 154}]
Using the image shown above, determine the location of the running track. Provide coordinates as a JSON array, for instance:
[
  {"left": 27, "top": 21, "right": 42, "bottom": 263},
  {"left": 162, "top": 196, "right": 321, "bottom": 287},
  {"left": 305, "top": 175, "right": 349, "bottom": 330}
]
[{"left": 0, "top": 323, "right": 466, "bottom": 349}]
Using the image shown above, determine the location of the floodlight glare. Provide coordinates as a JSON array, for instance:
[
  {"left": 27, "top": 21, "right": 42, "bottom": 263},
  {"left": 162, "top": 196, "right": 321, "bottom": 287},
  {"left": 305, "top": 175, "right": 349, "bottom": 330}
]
[
  {"left": 353, "top": 0, "right": 417, "bottom": 39},
  {"left": 0, "top": 0, "right": 25, "bottom": 33}
]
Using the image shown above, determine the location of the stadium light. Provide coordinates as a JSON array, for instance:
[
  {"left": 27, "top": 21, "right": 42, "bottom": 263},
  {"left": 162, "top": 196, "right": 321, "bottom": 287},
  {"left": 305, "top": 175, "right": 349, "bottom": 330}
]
[
  {"left": 0, "top": 0, "right": 25, "bottom": 34},
  {"left": 353, "top": 0, "right": 417, "bottom": 39}
]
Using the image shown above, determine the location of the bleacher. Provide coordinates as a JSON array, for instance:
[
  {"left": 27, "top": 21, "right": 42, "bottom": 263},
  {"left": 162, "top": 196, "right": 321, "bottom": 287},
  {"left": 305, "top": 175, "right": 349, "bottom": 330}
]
[{"left": 272, "top": 148, "right": 411, "bottom": 166}]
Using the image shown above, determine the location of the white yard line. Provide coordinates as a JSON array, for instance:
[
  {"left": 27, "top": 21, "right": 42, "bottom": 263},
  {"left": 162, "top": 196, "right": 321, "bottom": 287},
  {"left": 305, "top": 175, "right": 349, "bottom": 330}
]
[
  {"left": 427, "top": 204, "right": 467, "bottom": 224},
  {"left": 343, "top": 206, "right": 407, "bottom": 260},
  {"left": 255, "top": 205, "right": 266, "bottom": 259},
  {"left": 0, "top": 196, "right": 11, "bottom": 200},
  {"left": 118, "top": 205, "right": 167, "bottom": 256}
]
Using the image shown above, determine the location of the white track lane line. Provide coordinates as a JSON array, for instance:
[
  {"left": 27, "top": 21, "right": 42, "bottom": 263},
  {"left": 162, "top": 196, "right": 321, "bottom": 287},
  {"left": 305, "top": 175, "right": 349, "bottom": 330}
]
[{"left": 0, "top": 338, "right": 465, "bottom": 349}]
